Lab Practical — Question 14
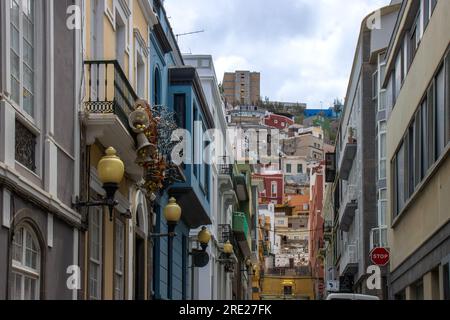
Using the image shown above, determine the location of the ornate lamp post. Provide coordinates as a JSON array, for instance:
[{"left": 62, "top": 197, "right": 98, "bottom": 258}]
[{"left": 74, "top": 147, "right": 125, "bottom": 221}]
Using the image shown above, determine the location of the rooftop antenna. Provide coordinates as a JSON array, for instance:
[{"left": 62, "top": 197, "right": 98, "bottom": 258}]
[{"left": 176, "top": 29, "right": 205, "bottom": 42}]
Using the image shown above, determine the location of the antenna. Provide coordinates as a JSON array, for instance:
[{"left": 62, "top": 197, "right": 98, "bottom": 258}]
[{"left": 176, "top": 29, "right": 205, "bottom": 42}]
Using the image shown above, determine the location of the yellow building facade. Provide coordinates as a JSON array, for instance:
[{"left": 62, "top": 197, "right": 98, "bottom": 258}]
[
  {"left": 81, "top": 0, "right": 158, "bottom": 300},
  {"left": 384, "top": 0, "right": 450, "bottom": 300},
  {"left": 260, "top": 276, "right": 314, "bottom": 300}
]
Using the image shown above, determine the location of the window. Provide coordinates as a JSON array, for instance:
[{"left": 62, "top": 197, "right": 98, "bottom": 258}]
[
  {"left": 394, "top": 53, "right": 402, "bottom": 103},
  {"left": 89, "top": 209, "right": 103, "bottom": 300},
  {"left": 444, "top": 262, "right": 450, "bottom": 300},
  {"left": 153, "top": 68, "right": 161, "bottom": 105},
  {"left": 393, "top": 142, "right": 405, "bottom": 217},
  {"left": 378, "top": 189, "right": 387, "bottom": 227},
  {"left": 423, "top": 0, "right": 430, "bottom": 28},
  {"left": 174, "top": 94, "right": 186, "bottom": 129},
  {"left": 372, "top": 71, "right": 378, "bottom": 100},
  {"left": 10, "top": 226, "right": 40, "bottom": 300},
  {"left": 114, "top": 220, "right": 125, "bottom": 300},
  {"left": 271, "top": 182, "right": 277, "bottom": 197},
  {"left": 10, "top": 0, "right": 35, "bottom": 117},
  {"left": 284, "top": 286, "right": 293, "bottom": 295},
  {"left": 286, "top": 164, "right": 291, "bottom": 174},
  {"left": 407, "top": 121, "right": 416, "bottom": 197},
  {"left": 136, "top": 53, "right": 145, "bottom": 98},
  {"left": 115, "top": 13, "right": 126, "bottom": 69},
  {"left": 378, "top": 121, "right": 387, "bottom": 180},
  {"left": 413, "top": 280, "right": 424, "bottom": 300},
  {"left": 409, "top": 12, "right": 421, "bottom": 68},
  {"left": 15, "top": 120, "right": 36, "bottom": 172},
  {"left": 420, "top": 99, "right": 428, "bottom": 178},
  {"left": 193, "top": 107, "right": 199, "bottom": 178},
  {"left": 297, "top": 164, "right": 303, "bottom": 174},
  {"left": 436, "top": 65, "right": 445, "bottom": 158}
]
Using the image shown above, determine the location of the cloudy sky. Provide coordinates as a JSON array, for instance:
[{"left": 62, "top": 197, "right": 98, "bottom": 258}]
[{"left": 164, "top": 0, "right": 391, "bottom": 108}]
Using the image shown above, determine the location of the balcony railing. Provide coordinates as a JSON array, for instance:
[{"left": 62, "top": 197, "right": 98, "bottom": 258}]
[
  {"left": 218, "top": 224, "right": 232, "bottom": 244},
  {"left": 84, "top": 60, "right": 138, "bottom": 136},
  {"left": 232, "top": 212, "right": 249, "bottom": 241}
]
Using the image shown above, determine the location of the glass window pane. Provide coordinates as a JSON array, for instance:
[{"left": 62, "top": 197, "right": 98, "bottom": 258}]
[
  {"left": 380, "top": 133, "right": 386, "bottom": 158},
  {"left": 22, "top": 0, "right": 34, "bottom": 22},
  {"left": 23, "top": 64, "right": 33, "bottom": 91},
  {"left": 23, "top": 16, "right": 34, "bottom": 46},
  {"left": 11, "top": 26, "right": 20, "bottom": 54},
  {"left": 380, "top": 160, "right": 386, "bottom": 179},
  {"left": 380, "top": 201, "right": 387, "bottom": 226},
  {"left": 23, "top": 41, "right": 34, "bottom": 69},
  {"left": 11, "top": 0, "right": 20, "bottom": 27},
  {"left": 436, "top": 67, "right": 445, "bottom": 157},
  {"left": 11, "top": 50, "right": 20, "bottom": 79},
  {"left": 397, "top": 143, "right": 405, "bottom": 213},
  {"left": 23, "top": 89, "right": 34, "bottom": 117}
]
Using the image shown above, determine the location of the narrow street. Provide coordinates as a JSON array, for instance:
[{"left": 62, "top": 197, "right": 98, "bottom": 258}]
[{"left": 0, "top": 0, "right": 449, "bottom": 305}]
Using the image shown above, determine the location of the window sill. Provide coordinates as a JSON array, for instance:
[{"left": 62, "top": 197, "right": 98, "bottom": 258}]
[
  {"left": 15, "top": 161, "right": 41, "bottom": 180},
  {"left": 392, "top": 144, "right": 450, "bottom": 228}
]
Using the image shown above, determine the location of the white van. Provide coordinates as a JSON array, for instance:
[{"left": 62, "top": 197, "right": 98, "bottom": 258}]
[{"left": 326, "top": 293, "right": 380, "bottom": 300}]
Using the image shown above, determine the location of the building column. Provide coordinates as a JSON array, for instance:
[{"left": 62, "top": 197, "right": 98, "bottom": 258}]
[
  {"left": 439, "top": 264, "right": 444, "bottom": 300},
  {"left": 423, "top": 270, "right": 440, "bottom": 300},
  {"left": 405, "top": 285, "right": 415, "bottom": 300},
  {"left": 0, "top": 101, "right": 15, "bottom": 167}
]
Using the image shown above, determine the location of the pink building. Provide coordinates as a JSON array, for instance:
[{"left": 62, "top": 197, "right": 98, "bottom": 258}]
[
  {"left": 253, "top": 172, "right": 284, "bottom": 205},
  {"left": 309, "top": 163, "right": 325, "bottom": 300},
  {"left": 264, "top": 113, "right": 294, "bottom": 131}
]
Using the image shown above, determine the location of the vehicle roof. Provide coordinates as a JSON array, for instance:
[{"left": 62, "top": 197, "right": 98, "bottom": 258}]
[{"left": 326, "top": 293, "right": 380, "bottom": 300}]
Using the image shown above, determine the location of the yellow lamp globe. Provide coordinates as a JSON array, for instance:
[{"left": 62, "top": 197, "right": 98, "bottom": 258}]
[
  {"left": 198, "top": 227, "right": 211, "bottom": 246},
  {"left": 223, "top": 241, "right": 233, "bottom": 255},
  {"left": 97, "top": 147, "right": 125, "bottom": 184},
  {"left": 164, "top": 197, "right": 182, "bottom": 224}
]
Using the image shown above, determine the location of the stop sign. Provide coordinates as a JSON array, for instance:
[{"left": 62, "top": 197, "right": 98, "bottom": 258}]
[{"left": 370, "top": 247, "right": 390, "bottom": 266}]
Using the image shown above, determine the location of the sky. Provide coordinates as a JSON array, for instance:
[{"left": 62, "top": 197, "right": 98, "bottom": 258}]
[{"left": 164, "top": 0, "right": 392, "bottom": 108}]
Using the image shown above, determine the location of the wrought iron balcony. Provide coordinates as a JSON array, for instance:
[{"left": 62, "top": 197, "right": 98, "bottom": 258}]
[
  {"left": 84, "top": 60, "right": 138, "bottom": 137},
  {"left": 83, "top": 60, "right": 142, "bottom": 179}
]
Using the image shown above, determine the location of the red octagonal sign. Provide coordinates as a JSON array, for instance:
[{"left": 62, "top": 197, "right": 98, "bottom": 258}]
[{"left": 370, "top": 247, "right": 390, "bottom": 266}]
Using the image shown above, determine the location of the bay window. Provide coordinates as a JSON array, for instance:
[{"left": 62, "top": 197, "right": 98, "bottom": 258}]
[{"left": 10, "top": 0, "right": 35, "bottom": 118}]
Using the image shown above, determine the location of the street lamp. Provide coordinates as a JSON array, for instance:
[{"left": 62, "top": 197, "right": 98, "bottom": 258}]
[
  {"left": 151, "top": 196, "right": 182, "bottom": 300},
  {"left": 218, "top": 240, "right": 235, "bottom": 273},
  {"left": 223, "top": 241, "right": 234, "bottom": 256},
  {"left": 197, "top": 227, "right": 211, "bottom": 251},
  {"left": 74, "top": 147, "right": 125, "bottom": 221},
  {"left": 150, "top": 197, "right": 182, "bottom": 238}
]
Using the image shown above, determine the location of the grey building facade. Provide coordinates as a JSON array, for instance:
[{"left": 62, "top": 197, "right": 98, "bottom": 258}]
[
  {"left": 0, "top": 0, "right": 82, "bottom": 299},
  {"left": 332, "top": 3, "right": 400, "bottom": 297}
]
